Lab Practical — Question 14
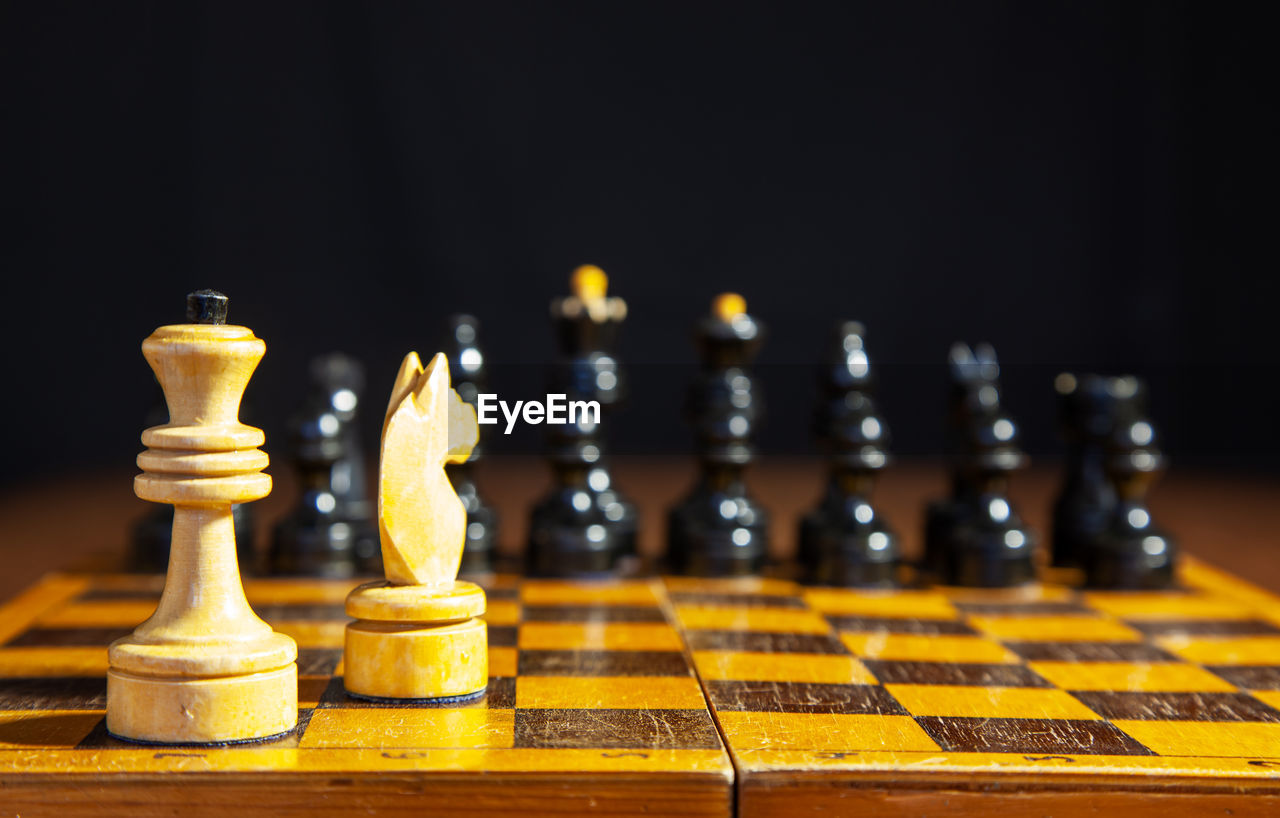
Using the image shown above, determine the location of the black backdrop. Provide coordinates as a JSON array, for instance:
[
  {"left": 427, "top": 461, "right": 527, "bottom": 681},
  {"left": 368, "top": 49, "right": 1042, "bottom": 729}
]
[{"left": 3, "top": 1, "right": 1276, "bottom": 483}]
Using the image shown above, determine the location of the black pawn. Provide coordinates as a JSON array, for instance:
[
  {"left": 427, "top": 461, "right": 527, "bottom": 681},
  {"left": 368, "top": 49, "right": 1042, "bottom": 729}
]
[
  {"left": 668, "top": 294, "right": 769, "bottom": 576},
  {"left": 798, "top": 322, "right": 896, "bottom": 586},
  {"left": 443, "top": 315, "right": 499, "bottom": 573},
  {"left": 527, "top": 269, "right": 638, "bottom": 577},
  {"left": 1050, "top": 374, "right": 1144, "bottom": 567},
  {"left": 268, "top": 353, "right": 378, "bottom": 577},
  {"left": 1081, "top": 389, "right": 1177, "bottom": 588},
  {"left": 921, "top": 343, "right": 997, "bottom": 578},
  {"left": 922, "top": 343, "right": 1036, "bottom": 587}
]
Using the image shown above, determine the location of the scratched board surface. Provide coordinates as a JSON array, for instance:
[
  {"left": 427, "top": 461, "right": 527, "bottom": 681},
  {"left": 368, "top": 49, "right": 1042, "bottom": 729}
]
[
  {"left": 0, "top": 574, "right": 732, "bottom": 817},
  {"left": 668, "top": 558, "right": 1280, "bottom": 816},
  {"left": 1, "top": 560, "right": 1280, "bottom": 816}
]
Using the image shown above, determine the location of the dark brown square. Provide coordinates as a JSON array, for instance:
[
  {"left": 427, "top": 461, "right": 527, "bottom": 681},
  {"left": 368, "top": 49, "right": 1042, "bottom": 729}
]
[
  {"left": 517, "top": 650, "right": 691, "bottom": 677},
  {"left": 953, "top": 601, "right": 1091, "bottom": 616},
  {"left": 296, "top": 648, "right": 343, "bottom": 676},
  {"left": 705, "top": 681, "right": 906, "bottom": 714},
  {"left": 513, "top": 708, "right": 720, "bottom": 749},
  {"left": 487, "top": 625, "right": 517, "bottom": 647},
  {"left": 0, "top": 677, "right": 106, "bottom": 710},
  {"left": 863, "top": 660, "right": 1050, "bottom": 687},
  {"left": 76, "top": 717, "right": 145, "bottom": 750},
  {"left": 520, "top": 605, "right": 667, "bottom": 623},
  {"left": 1003, "top": 641, "right": 1180, "bottom": 663},
  {"left": 483, "top": 676, "right": 516, "bottom": 709},
  {"left": 1070, "top": 691, "right": 1280, "bottom": 722},
  {"left": 826, "top": 616, "right": 976, "bottom": 635},
  {"left": 1125, "top": 619, "right": 1280, "bottom": 637},
  {"left": 1207, "top": 665, "right": 1280, "bottom": 690},
  {"left": 682, "top": 630, "right": 849, "bottom": 655},
  {"left": 255, "top": 603, "right": 349, "bottom": 622},
  {"left": 5, "top": 627, "right": 133, "bottom": 647},
  {"left": 915, "top": 716, "right": 1153, "bottom": 755},
  {"left": 669, "top": 592, "right": 806, "bottom": 609}
]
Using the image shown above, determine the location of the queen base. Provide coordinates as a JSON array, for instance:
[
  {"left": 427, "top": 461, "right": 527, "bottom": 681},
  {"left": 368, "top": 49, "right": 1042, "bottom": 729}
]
[
  {"left": 106, "top": 664, "right": 297, "bottom": 744},
  {"left": 343, "top": 580, "right": 488, "bottom": 700}
]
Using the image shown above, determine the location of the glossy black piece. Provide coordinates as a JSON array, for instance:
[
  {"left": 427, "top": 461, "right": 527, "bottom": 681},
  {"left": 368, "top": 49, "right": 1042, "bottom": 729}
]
[
  {"left": 527, "top": 287, "right": 637, "bottom": 577},
  {"left": 1051, "top": 374, "right": 1145, "bottom": 567},
  {"left": 185, "top": 289, "right": 228, "bottom": 325},
  {"left": 667, "top": 302, "right": 769, "bottom": 576},
  {"left": 1080, "top": 386, "right": 1177, "bottom": 589},
  {"left": 798, "top": 322, "right": 897, "bottom": 587},
  {"left": 922, "top": 343, "right": 1036, "bottom": 587},
  {"left": 443, "top": 314, "right": 499, "bottom": 573},
  {"left": 268, "top": 353, "right": 378, "bottom": 577}
]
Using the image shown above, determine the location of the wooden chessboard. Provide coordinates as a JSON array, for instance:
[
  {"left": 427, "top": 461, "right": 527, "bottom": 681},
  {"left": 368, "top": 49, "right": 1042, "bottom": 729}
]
[
  {"left": 670, "top": 559, "right": 1280, "bottom": 816},
  {"left": 1, "top": 558, "right": 1279, "bottom": 816}
]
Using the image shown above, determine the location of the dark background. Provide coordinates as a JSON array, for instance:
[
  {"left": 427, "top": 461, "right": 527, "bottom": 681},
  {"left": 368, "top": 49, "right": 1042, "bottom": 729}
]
[{"left": 2, "top": 1, "right": 1276, "bottom": 484}]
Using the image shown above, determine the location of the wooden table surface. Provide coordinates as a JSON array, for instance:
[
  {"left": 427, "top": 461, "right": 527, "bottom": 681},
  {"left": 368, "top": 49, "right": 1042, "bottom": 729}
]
[{"left": 1, "top": 457, "right": 1276, "bottom": 601}]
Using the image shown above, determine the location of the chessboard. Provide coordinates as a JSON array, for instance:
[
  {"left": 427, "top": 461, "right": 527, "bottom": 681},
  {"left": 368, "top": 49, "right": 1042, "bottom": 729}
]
[
  {"left": 672, "top": 558, "right": 1280, "bottom": 816},
  {"left": 0, "top": 573, "right": 732, "bottom": 817},
  {"left": 2, "top": 558, "right": 1279, "bottom": 816}
]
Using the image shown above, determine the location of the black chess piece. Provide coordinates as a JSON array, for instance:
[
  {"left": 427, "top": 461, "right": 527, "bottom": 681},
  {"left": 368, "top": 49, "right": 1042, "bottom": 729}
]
[
  {"left": 1080, "top": 388, "right": 1177, "bottom": 589},
  {"left": 668, "top": 293, "right": 769, "bottom": 576},
  {"left": 129, "top": 318, "right": 255, "bottom": 573},
  {"left": 443, "top": 314, "right": 499, "bottom": 573},
  {"left": 798, "top": 322, "right": 897, "bottom": 587},
  {"left": 1050, "top": 374, "right": 1145, "bottom": 567},
  {"left": 527, "top": 267, "right": 638, "bottom": 577},
  {"left": 268, "top": 353, "right": 378, "bottom": 577},
  {"left": 921, "top": 343, "right": 998, "bottom": 579},
  {"left": 922, "top": 343, "right": 1036, "bottom": 587}
]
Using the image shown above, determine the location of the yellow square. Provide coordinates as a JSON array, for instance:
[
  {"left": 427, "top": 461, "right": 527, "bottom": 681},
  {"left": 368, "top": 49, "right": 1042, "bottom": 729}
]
[
  {"left": 1155, "top": 636, "right": 1280, "bottom": 665},
  {"left": 674, "top": 606, "right": 831, "bottom": 634},
  {"left": 488, "top": 646, "right": 517, "bottom": 677},
  {"left": 1111, "top": 720, "right": 1280, "bottom": 757},
  {"left": 1027, "top": 661, "right": 1237, "bottom": 693},
  {"left": 245, "top": 579, "right": 352, "bottom": 605},
  {"left": 967, "top": 615, "right": 1142, "bottom": 642},
  {"left": 0, "top": 647, "right": 106, "bottom": 678},
  {"left": 884, "top": 684, "right": 1101, "bottom": 719},
  {"left": 1250, "top": 690, "right": 1280, "bottom": 710},
  {"left": 716, "top": 711, "right": 940, "bottom": 752},
  {"left": 0, "top": 710, "right": 102, "bottom": 748},
  {"left": 839, "top": 633, "right": 1017, "bottom": 663},
  {"left": 484, "top": 600, "right": 520, "bottom": 625},
  {"left": 943, "top": 584, "right": 1075, "bottom": 603},
  {"left": 519, "top": 581, "right": 658, "bottom": 606},
  {"left": 516, "top": 622, "right": 683, "bottom": 651},
  {"left": 273, "top": 621, "right": 346, "bottom": 649},
  {"left": 802, "top": 589, "right": 957, "bottom": 619},
  {"left": 1083, "top": 593, "right": 1254, "bottom": 620},
  {"left": 38, "top": 600, "right": 157, "bottom": 627},
  {"left": 300, "top": 708, "right": 514, "bottom": 749},
  {"left": 692, "top": 651, "right": 877, "bottom": 684},
  {"left": 515, "top": 676, "right": 705, "bottom": 709}
]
